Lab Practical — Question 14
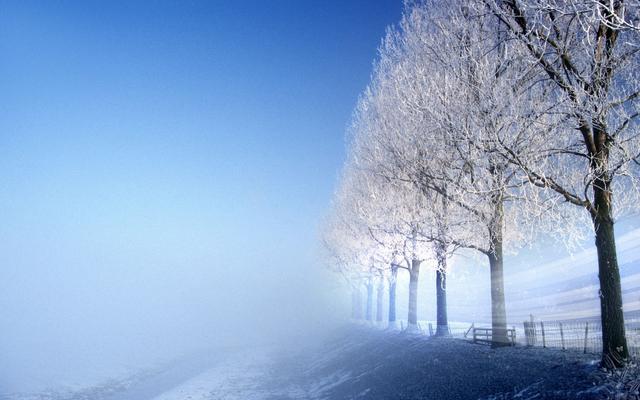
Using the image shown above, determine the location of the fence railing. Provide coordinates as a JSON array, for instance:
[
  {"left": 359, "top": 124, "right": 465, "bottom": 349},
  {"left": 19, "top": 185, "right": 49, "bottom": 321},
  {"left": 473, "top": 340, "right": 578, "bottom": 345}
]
[
  {"left": 519, "top": 317, "right": 640, "bottom": 356},
  {"left": 387, "top": 317, "right": 640, "bottom": 357},
  {"left": 395, "top": 320, "right": 474, "bottom": 337},
  {"left": 472, "top": 327, "right": 517, "bottom": 346}
]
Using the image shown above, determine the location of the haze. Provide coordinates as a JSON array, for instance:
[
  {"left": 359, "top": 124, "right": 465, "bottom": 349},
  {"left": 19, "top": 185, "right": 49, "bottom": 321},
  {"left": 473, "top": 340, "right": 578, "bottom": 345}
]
[
  {"left": 3, "top": 1, "right": 639, "bottom": 399},
  {"left": 0, "top": 0, "right": 401, "bottom": 393}
]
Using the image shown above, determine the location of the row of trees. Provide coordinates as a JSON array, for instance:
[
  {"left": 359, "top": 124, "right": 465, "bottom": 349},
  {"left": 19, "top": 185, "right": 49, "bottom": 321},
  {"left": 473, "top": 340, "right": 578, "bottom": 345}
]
[{"left": 323, "top": 0, "right": 639, "bottom": 367}]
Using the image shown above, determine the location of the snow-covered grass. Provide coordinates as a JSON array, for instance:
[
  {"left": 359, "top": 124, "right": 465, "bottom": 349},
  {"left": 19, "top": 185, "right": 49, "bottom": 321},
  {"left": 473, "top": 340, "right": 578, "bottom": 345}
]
[
  {"left": 8, "top": 325, "right": 640, "bottom": 399},
  {"left": 0, "top": 366, "right": 163, "bottom": 400},
  {"left": 148, "top": 346, "right": 278, "bottom": 400},
  {"left": 284, "top": 327, "right": 599, "bottom": 399},
  {"left": 482, "top": 361, "right": 640, "bottom": 400},
  {"left": 265, "top": 326, "right": 640, "bottom": 399},
  {"left": 0, "top": 348, "right": 220, "bottom": 400}
]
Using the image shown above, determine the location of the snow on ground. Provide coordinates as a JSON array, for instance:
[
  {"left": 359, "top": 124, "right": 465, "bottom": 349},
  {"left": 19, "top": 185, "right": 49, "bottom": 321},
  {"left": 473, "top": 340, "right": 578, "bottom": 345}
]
[
  {"left": 262, "top": 326, "right": 640, "bottom": 399},
  {"left": 0, "top": 348, "right": 226, "bottom": 400},
  {"left": 6, "top": 326, "right": 640, "bottom": 399},
  {"left": 148, "top": 346, "right": 276, "bottom": 400},
  {"left": 0, "top": 366, "right": 168, "bottom": 400},
  {"left": 145, "top": 342, "right": 356, "bottom": 400}
]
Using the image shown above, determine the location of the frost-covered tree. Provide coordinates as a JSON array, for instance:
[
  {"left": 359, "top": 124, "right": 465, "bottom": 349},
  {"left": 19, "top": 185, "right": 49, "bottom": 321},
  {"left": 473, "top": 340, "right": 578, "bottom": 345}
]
[
  {"left": 354, "top": 0, "right": 548, "bottom": 345},
  {"left": 327, "top": 0, "right": 639, "bottom": 359},
  {"left": 478, "top": 0, "right": 640, "bottom": 365},
  {"left": 320, "top": 212, "right": 366, "bottom": 321},
  {"left": 322, "top": 162, "right": 398, "bottom": 325},
  {"left": 341, "top": 143, "right": 433, "bottom": 331}
]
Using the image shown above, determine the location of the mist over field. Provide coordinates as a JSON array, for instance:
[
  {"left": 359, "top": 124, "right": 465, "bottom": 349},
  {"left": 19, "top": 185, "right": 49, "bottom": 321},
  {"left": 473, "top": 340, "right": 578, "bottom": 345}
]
[
  {"left": 0, "top": 229, "right": 333, "bottom": 393},
  {"left": 0, "top": 1, "right": 403, "bottom": 395},
  {"left": 1, "top": 1, "right": 640, "bottom": 400}
]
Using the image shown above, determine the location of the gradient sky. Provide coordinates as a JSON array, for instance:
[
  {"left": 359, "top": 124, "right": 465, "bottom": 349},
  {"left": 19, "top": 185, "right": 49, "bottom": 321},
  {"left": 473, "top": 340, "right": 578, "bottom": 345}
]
[{"left": 0, "top": 0, "right": 403, "bottom": 392}]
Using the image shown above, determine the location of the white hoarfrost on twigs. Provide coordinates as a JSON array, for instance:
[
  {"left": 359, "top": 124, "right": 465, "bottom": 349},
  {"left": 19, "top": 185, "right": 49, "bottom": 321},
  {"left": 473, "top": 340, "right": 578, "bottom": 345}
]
[{"left": 322, "top": 0, "right": 640, "bottom": 366}]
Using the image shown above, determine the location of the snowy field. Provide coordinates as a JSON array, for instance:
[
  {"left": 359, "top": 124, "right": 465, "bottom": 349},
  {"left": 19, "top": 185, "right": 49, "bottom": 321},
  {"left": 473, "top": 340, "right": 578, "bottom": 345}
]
[{"left": 4, "top": 326, "right": 640, "bottom": 400}]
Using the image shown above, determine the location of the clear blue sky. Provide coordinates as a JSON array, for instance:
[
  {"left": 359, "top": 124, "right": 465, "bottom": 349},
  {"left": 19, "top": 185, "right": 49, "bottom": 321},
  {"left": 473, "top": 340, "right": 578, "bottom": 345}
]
[
  {"left": 0, "top": 0, "right": 403, "bottom": 392},
  {"left": 0, "top": 0, "right": 402, "bottom": 255}
]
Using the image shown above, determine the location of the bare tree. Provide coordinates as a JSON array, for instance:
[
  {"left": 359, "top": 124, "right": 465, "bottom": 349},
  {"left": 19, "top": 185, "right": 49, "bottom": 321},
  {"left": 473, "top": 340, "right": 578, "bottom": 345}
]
[
  {"left": 479, "top": 0, "right": 640, "bottom": 365},
  {"left": 356, "top": 0, "right": 546, "bottom": 345},
  {"left": 343, "top": 111, "right": 439, "bottom": 331}
]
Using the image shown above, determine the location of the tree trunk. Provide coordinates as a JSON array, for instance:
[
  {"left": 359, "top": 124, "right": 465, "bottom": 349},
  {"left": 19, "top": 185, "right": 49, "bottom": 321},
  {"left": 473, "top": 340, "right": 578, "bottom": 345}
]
[
  {"left": 351, "top": 289, "right": 357, "bottom": 320},
  {"left": 356, "top": 285, "right": 363, "bottom": 320},
  {"left": 592, "top": 181, "right": 628, "bottom": 366},
  {"left": 365, "top": 281, "right": 373, "bottom": 322},
  {"left": 388, "top": 266, "right": 398, "bottom": 327},
  {"left": 488, "top": 249, "right": 508, "bottom": 346},
  {"left": 351, "top": 286, "right": 363, "bottom": 320},
  {"left": 435, "top": 260, "right": 449, "bottom": 336},
  {"left": 376, "top": 280, "right": 384, "bottom": 323},
  {"left": 407, "top": 259, "right": 421, "bottom": 328},
  {"left": 488, "top": 190, "right": 509, "bottom": 347}
]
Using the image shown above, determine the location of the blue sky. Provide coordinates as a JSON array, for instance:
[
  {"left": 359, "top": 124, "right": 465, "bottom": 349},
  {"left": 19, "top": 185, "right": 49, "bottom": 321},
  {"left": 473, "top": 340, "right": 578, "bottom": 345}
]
[
  {"left": 0, "top": 0, "right": 402, "bottom": 253},
  {"left": 0, "top": 0, "right": 403, "bottom": 391}
]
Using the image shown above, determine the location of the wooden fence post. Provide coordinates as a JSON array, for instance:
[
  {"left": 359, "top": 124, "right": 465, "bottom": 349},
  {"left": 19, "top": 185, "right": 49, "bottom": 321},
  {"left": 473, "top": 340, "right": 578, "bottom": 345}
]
[
  {"left": 583, "top": 322, "right": 589, "bottom": 354},
  {"left": 464, "top": 322, "right": 474, "bottom": 338},
  {"left": 541, "top": 321, "right": 546, "bottom": 348},
  {"left": 529, "top": 315, "right": 536, "bottom": 347},
  {"left": 560, "top": 322, "right": 565, "bottom": 350}
]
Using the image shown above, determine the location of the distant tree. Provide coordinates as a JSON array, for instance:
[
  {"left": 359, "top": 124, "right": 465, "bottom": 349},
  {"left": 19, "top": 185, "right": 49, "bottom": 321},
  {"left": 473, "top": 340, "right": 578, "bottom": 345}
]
[
  {"left": 335, "top": 113, "right": 442, "bottom": 331},
  {"left": 322, "top": 163, "right": 396, "bottom": 325},
  {"left": 376, "top": 273, "right": 385, "bottom": 324}
]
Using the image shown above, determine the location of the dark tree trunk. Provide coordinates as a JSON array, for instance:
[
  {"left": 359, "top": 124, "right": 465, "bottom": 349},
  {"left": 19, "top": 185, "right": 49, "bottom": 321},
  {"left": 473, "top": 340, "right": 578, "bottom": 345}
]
[
  {"left": 376, "top": 281, "right": 384, "bottom": 323},
  {"left": 407, "top": 259, "right": 421, "bottom": 328},
  {"left": 435, "top": 259, "right": 449, "bottom": 336},
  {"left": 365, "top": 281, "right": 373, "bottom": 322},
  {"left": 388, "top": 266, "right": 398, "bottom": 327},
  {"left": 592, "top": 180, "right": 628, "bottom": 366}
]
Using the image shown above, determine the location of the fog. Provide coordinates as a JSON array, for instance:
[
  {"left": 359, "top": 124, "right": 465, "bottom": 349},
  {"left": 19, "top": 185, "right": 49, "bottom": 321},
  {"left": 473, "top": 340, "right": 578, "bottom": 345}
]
[
  {"left": 0, "top": 163, "right": 338, "bottom": 392},
  {"left": 6, "top": 1, "right": 639, "bottom": 399},
  {"left": 0, "top": 126, "right": 349, "bottom": 392},
  {"left": 0, "top": 1, "right": 403, "bottom": 395}
]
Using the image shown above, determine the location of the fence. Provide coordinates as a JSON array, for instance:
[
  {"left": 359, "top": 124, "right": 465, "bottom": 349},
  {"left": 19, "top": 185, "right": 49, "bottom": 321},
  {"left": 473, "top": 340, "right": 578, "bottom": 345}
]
[
  {"left": 472, "top": 327, "right": 517, "bottom": 346},
  {"left": 519, "top": 317, "right": 640, "bottom": 357},
  {"left": 395, "top": 320, "right": 475, "bottom": 337},
  {"left": 391, "top": 317, "right": 640, "bottom": 357}
]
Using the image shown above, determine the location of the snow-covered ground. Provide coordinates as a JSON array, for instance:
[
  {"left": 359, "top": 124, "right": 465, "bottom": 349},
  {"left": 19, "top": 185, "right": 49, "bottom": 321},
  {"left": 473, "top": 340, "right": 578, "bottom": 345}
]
[
  {"left": 5, "top": 326, "right": 640, "bottom": 400},
  {"left": 148, "top": 347, "right": 276, "bottom": 400}
]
